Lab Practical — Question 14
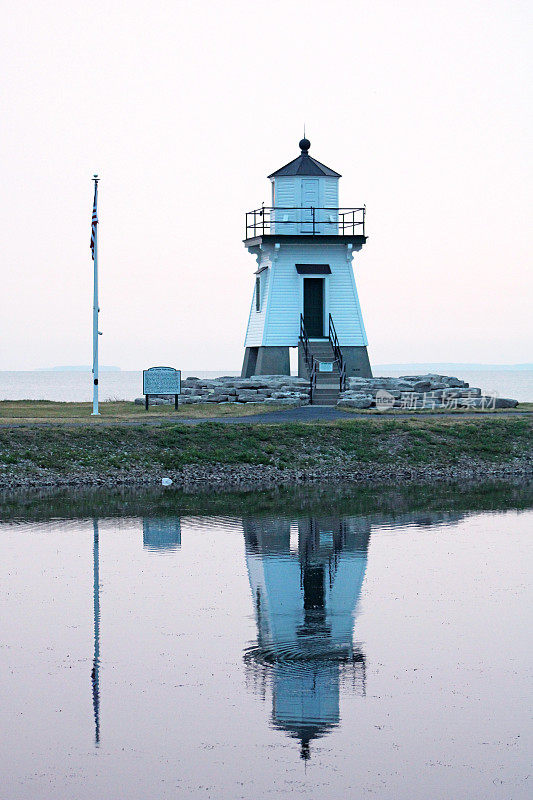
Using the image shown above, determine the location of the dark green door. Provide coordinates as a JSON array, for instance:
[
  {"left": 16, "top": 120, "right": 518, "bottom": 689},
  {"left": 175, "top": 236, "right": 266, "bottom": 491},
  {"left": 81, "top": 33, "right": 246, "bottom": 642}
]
[{"left": 303, "top": 278, "right": 324, "bottom": 337}]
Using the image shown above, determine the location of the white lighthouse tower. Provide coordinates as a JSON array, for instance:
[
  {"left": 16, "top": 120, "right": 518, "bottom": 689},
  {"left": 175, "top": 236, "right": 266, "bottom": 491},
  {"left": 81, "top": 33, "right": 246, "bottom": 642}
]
[{"left": 241, "top": 137, "right": 372, "bottom": 392}]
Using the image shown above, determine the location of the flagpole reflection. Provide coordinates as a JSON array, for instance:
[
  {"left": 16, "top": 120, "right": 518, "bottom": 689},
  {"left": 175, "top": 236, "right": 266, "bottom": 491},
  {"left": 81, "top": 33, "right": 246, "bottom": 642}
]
[{"left": 91, "top": 518, "right": 100, "bottom": 745}]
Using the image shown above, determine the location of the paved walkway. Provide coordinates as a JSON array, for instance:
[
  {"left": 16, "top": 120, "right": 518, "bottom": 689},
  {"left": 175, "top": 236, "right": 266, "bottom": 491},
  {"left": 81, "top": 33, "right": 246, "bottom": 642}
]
[
  {"left": 199, "top": 405, "right": 347, "bottom": 424},
  {"left": 0, "top": 406, "right": 529, "bottom": 428},
  {"left": 177, "top": 406, "right": 530, "bottom": 425}
]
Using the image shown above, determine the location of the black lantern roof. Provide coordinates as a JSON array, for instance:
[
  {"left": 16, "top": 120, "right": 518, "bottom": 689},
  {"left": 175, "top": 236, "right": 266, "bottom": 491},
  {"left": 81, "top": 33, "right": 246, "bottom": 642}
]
[{"left": 268, "top": 138, "right": 341, "bottom": 179}]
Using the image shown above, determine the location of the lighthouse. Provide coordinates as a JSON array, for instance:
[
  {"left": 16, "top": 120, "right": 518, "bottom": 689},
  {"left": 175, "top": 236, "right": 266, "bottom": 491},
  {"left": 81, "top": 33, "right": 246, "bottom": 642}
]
[{"left": 241, "top": 137, "right": 372, "bottom": 392}]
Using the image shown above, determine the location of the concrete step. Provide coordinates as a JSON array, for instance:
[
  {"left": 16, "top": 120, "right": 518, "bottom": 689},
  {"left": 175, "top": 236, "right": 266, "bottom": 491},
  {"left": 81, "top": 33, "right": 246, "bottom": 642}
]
[
  {"left": 313, "top": 390, "right": 340, "bottom": 398},
  {"left": 312, "top": 397, "right": 339, "bottom": 407},
  {"left": 311, "top": 349, "right": 335, "bottom": 357}
]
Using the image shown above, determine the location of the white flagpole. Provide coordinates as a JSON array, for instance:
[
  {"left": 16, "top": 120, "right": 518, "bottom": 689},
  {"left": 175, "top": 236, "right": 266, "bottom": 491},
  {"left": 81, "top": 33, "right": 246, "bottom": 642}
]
[{"left": 92, "top": 175, "right": 100, "bottom": 416}]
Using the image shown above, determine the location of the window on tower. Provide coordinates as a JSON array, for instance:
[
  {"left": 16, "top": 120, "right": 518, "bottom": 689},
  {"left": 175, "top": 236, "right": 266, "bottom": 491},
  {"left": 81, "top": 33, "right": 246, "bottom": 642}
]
[{"left": 255, "top": 277, "right": 261, "bottom": 311}]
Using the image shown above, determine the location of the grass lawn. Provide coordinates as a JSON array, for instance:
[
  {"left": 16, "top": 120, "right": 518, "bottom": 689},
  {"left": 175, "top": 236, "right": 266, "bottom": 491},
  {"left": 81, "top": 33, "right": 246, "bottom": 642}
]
[
  {"left": 0, "top": 400, "right": 291, "bottom": 423},
  {"left": 1, "top": 400, "right": 530, "bottom": 425},
  {"left": 0, "top": 416, "right": 531, "bottom": 478}
]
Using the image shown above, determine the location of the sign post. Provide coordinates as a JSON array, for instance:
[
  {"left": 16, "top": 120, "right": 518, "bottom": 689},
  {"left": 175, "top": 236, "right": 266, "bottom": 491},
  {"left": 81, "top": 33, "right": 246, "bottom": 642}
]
[{"left": 143, "top": 367, "right": 181, "bottom": 410}]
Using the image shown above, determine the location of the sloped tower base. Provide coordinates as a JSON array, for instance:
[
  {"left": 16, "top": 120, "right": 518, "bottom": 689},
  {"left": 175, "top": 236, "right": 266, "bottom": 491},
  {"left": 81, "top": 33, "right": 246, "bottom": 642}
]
[
  {"left": 341, "top": 346, "right": 373, "bottom": 378},
  {"left": 241, "top": 346, "right": 290, "bottom": 378}
]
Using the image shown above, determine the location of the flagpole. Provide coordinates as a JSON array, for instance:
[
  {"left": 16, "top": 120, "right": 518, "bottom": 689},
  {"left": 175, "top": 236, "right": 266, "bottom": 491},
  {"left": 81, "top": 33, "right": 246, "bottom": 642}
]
[{"left": 91, "top": 175, "right": 100, "bottom": 416}]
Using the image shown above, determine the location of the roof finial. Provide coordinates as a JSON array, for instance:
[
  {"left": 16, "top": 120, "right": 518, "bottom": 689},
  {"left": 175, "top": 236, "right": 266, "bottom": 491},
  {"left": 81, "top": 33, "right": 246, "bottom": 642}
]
[{"left": 299, "top": 127, "right": 311, "bottom": 153}]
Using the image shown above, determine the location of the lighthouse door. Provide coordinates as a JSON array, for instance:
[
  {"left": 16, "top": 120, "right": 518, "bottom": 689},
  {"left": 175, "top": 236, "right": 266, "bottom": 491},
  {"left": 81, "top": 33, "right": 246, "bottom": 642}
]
[
  {"left": 303, "top": 278, "right": 324, "bottom": 338},
  {"left": 300, "top": 179, "right": 320, "bottom": 233}
]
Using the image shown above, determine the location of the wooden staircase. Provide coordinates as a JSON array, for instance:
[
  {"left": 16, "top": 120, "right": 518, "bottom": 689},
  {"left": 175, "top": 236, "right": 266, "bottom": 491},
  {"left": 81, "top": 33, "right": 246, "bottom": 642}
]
[{"left": 299, "top": 316, "right": 347, "bottom": 406}]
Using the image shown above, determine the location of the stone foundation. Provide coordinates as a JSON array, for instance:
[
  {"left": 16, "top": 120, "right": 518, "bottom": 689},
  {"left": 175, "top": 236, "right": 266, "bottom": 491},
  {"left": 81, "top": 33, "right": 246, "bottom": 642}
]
[
  {"left": 136, "top": 375, "right": 310, "bottom": 406},
  {"left": 337, "top": 374, "right": 518, "bottom": 409},
  {"left": 135, "top": 373, "right": 519, "bottom": 410}
]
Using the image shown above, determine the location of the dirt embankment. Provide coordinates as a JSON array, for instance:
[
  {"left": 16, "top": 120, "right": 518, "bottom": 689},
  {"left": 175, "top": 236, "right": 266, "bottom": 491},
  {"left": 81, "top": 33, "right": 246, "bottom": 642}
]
[{"left": 0, "top": 417, "right": 531, "bottom": 491}]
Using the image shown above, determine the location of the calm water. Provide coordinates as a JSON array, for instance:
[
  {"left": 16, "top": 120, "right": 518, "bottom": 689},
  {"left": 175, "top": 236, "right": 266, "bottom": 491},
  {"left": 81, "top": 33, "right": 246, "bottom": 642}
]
[
  {"left": 0, "top": 368, "right": 532, "bottom": 402},
  {"left": 0, "top": 485, "right": 531, "bottom": 799},
  {"left": 0, "top": 371, "right": 239, "bottom": 403}
]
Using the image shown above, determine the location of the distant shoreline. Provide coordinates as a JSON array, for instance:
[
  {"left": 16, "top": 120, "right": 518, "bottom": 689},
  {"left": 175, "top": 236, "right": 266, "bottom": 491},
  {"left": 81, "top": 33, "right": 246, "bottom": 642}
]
[
  {"left": 3, "top": 363, "right": 533, "bottom": 373},
  {"left": 36, "top": 366, "right": 122, "bottom": 372},
  {"left": 374, "top": 363, "right": 533, "bottom": 372}
]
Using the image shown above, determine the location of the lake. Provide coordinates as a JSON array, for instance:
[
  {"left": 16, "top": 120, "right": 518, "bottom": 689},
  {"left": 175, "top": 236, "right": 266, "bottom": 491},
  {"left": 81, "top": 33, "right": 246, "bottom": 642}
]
[
  {"left": 0, "top": 368, "right": 532, "bottom": 402},
  {"left": 1, "top": 483, "right": 531, "bottom": 799}
]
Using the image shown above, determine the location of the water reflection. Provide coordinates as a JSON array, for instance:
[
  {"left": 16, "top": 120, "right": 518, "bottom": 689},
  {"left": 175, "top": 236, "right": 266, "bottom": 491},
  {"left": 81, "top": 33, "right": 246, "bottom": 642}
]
[
  {"left": 143, "top": 518, "right": 181, "bottom": 551},
  {"left": 86, "top": 505, "right": 510, "bottom": 758},
  {"left": 2, "top": 487, "right": 530, "bottom": 799},
  {"left": 91, "top": 519, "right": 100, "bottom": 745},
  {"left": 243, "top": 516, "right": 369, "bottom": 759}
]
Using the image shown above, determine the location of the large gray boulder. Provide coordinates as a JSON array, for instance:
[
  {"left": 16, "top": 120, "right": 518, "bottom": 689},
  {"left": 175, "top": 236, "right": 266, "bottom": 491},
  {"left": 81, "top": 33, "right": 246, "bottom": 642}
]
[
  {"left": 493, "top": 397, "right": 519, "bottom": 408},
  {"left": 400, "top": 374, "right": 468, "bottom": 388},
  {"left": 262, "top": 397, "right": 300, "bottom": 405},
  {"left": 442, "top": 387, "right": 481, "bottom": 398},
  {"left": 337, "top": 395, "right": 373, "bottom": 409}
]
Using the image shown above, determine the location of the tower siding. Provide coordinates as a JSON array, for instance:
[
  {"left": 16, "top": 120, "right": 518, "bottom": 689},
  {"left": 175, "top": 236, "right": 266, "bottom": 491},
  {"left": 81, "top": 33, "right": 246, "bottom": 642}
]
[
  {"left": 243, "top": 255, "right": 270, "bottom": 347},
  {"left": 323, "top": 177, "right": 339, "bottom": 207},
  {"left": 327, "top": 250, "right": 368, "bottom": 346},
  {"left": 245, "top": 244, "right": 367, "bottom": 347},
  {"left": 272, "top": 177, "right": 298, "bottom": 234}
]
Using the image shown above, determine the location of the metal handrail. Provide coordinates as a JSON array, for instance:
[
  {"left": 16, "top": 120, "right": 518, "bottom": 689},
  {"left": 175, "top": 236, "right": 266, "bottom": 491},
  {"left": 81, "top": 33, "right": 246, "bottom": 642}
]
[
  {"left": 309, "top": 360, "right": 318, "bottom": 404},
  {"left": 329, "top": 314, "right": 346, "bottom": 392},
  {"left": 245, "top": 206, "right": 366, "bottom": 238},
  {"left": 299, "top": 315, "right": 314, "bottom": 371},
  {"left": 299, "top": 314, "right": 317, "bottom": 403},
  {"left": 339, "top": 360, "right": 346, "bottom": 393}
]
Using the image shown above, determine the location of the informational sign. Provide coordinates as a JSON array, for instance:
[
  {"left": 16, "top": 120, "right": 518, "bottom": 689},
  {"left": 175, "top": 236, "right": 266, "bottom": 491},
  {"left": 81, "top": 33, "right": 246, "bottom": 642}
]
[
  {"left": 143, "top": 367, "right": 181, "bottom": 410},
  {"left": 319, "top": 362, "right": 334, "bottom": 373}
]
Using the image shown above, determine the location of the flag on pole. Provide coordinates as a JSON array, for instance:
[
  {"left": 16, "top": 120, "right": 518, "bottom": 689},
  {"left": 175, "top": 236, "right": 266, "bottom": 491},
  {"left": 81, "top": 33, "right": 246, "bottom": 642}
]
[{"left": 90, "top": 181, "right": 98, "bottom": 260}]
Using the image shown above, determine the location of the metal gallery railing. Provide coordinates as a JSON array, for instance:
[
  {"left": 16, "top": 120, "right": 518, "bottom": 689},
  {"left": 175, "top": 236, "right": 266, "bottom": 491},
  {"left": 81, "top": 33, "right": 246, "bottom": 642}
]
[{"left": 245, "top": 206, "right": 365, "bottom": 238}]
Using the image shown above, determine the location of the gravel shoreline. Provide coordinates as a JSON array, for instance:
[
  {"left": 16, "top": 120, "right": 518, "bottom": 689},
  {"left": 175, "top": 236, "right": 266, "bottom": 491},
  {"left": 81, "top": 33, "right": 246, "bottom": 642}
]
[{"left": 1, "top": 458, "right": 531, "bottom": 492}]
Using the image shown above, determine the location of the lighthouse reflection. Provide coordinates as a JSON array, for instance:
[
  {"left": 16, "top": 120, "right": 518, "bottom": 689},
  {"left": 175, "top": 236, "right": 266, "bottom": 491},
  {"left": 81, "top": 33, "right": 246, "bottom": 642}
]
[
  {"left": 243, "top": 516, "right": 369, "bottom": 759},
  {"left": 143, "top": 518, "right": 181, "bottom": 551}
]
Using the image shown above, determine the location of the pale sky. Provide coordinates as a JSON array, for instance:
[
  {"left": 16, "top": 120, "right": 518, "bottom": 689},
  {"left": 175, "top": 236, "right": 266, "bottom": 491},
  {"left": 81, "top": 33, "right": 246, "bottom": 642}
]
[{"left": 1, "top": 0, "right": 531, "bottom": 370}]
